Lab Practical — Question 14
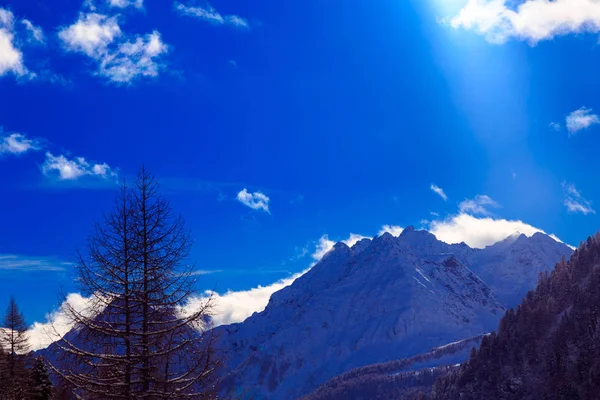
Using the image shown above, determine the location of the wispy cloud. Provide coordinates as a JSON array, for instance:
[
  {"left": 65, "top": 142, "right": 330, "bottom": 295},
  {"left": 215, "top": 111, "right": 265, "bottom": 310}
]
[
  {"left": 0, "top": 132, "right": 41, "bottom": 155},
  {"left": 42, "top": 152, "right": 118, "bottom": 181},
  {"left": 292, "top": 246, "right": 309, "bottom": 260},
  {"left": 448, "top": 0, "right": 600, "bottom": 44},
  {"left": 430, "top": 184, "right": 448, "bottom": 201},
  {"left": 237, "top": 188, "right": 270, "bottom": 212},
  {"left": 311, "top": 235, "right": 335, "bottom": 264},
  {"left": 458, "top": 195, "right": 499, "bottom": 216},
  {"left": 174, "top": 2, "right": 250, "bottom": 29},
  {"left": 563, "top": 181, "right": 595, "bottom": 215},
  {"left": 108, "top": 0, "right": 144, "bottom": 9},
  {"left": 21, "top": 19, "right": 44, "bottom": 44},
  {"left": 549, "top": 122, "right": 561, "bottom": 131},
  {"left": 0, "top": 8, "right": 31, "bottom": 78},
  {"left": 0, "top": 254, "right": 70, "bottom": 272},
  {"left": 190, "top": 269, "right": 223, "bottom": 276},
  {"left": 1, "top": 127, "right": 119, "bottom": 186},
  {"left": 59, "top": 13, "right": 168, "bottom": 84},
  {"left": 566, "top": 107, "right": 600, "bottom": 135}
]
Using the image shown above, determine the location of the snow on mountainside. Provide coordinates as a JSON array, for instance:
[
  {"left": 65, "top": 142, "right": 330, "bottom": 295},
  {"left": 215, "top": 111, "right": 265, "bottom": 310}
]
[
  {"left": 469, "top": 232, "right": 572, "bottom": 307},
  {"left": 303, "top": 334, "right": 486, "bottom": 400},
  {"left": 214, "top": 227, "right": 571, "bottom": 399}
]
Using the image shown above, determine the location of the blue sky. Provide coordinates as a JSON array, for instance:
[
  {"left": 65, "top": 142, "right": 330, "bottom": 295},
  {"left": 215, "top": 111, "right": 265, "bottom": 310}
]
[{"left": 2, "top": 0, "right": 600, "bottom": 339}]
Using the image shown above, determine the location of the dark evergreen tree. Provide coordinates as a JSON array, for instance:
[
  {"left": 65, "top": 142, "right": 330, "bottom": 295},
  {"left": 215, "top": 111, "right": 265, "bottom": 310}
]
[
  {"left": 0, "top": 297, "right": 30, "bottom": 399},
  {"left": 0, "top": 344, "right": 7, "bottom": 399},
  {"left": 29, "top": 356, "right": 53, "bottom": 400},
  {"left": 1, "top": 297, "right": 30, "bottom": 368}
]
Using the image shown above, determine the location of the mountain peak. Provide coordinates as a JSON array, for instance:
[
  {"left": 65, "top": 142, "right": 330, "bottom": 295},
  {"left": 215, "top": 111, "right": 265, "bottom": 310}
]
[
  {"left": 351, "top": 238, "right": 372, "bottom": 255},
  {"left": 379, "top": 231, "right": 394, "bottom": 240},
  {"left": 398, "top": 226, "right": 439, "bottom": 245},
  {"left": 530, "top": 231, "right": 558, "bottom": 243},
  {"left": 333, "top": 241, "right": 350, "bottom": 250},
  {"left": 369, "top": 231, "right": 397, "bottom": 250},
  {"left": 470, "top": 230, "right": 573, "bottom": 307}
]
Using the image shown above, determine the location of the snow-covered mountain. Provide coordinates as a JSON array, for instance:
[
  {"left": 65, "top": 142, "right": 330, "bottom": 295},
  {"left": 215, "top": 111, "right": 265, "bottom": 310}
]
[
  {"left": 215, "top": 228, "right": 572, "bottom": 399},
  {"left": 469, "top": 232, "right": 572, "bottom": 307}
]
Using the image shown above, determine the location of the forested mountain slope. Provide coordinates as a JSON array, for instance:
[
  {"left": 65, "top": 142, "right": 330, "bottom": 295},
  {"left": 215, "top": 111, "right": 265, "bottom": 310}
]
[{"left": 430, "top": 234, "right": 599, "bottom": 400}]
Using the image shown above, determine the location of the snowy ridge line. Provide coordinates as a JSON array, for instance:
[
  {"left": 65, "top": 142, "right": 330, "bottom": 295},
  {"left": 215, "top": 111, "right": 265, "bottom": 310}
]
[
  {"left": 302, "top": 335, "right": 486, "bottom": 400},
  {"left": 306, "top": 334, "right": 485, "bottom": 394}
]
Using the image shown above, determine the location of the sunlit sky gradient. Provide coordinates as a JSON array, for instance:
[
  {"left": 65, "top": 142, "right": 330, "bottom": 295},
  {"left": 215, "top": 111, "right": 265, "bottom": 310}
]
[{"left": 2, "top": 0, "right": 600, "bottom": 327}]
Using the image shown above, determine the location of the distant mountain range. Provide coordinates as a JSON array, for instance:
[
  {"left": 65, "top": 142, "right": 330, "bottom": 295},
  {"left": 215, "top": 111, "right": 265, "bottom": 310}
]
[{"left": 213, "top": 227, "right": 573, "bottom": 399}]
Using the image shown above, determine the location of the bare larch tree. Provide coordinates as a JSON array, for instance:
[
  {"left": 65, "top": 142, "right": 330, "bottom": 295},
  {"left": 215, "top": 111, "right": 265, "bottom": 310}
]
[{"left": 51, "top": 167, "right": 219, "bottom": 399}]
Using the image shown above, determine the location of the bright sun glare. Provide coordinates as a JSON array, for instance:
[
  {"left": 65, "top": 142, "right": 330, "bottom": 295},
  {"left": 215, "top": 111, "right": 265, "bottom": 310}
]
[{"left": 434, "top": 0, "right": 468, "bottom": 15}]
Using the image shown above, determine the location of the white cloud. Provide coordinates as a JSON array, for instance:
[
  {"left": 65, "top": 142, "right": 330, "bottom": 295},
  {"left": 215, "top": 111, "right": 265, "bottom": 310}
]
[
  {"left": 342, "top": 233, "right": 370, "bottom": 247},
  {"left": 175, "top": 2, "right": 250, "bottom": 29},
  {"left": 0, "top": 132, "right": 40, "bottom": 155},
  {"left": 237, "top": 188, "right": 270, "bottom": 212},
  {"left": 0, "top": 8, "right": 12, "bottom": 28},
  {"left": 378, "top": 225, "right": 404, "bottom": 237},
  {"left": 28, "top": 293, "right": 94, "bottom": 351},
  {"left": 0, "top": 254, "right": 70, "bottom": 272},
  {"left": 0, "top": 8, "right": 28, "bottom": 77},
  {"left": 183, "top": 270, "right": 306, "bottom": 327},
  {"left": 58, "top": 13, "right": 120, "bottom": 57},
  {"left": 563, "top": 181, "right": 595, "bottom": 215},
  {"left": 430, "top": 184, "right": 448, "bottom": 201},
  {"left": 449, "top": 0, "right": 600, "bottom": 44},
  {"left": 42, "top": 152, "right": 118, "bottom": 181},
  {"left": 549, "top": 122, "right": 561, "bottom": 131},
  {"left": 190, "top": 269, "right": 222, "bottom": 276},
  {"left": 458, "top": 195, "right": 499, "bottom": 216},
  {"left": 311, "top": 235, "right": 335, "bottom": 263},
  {"left": 21, "top": 19, "right": 44, "bottom": 43},
  {"left": 59, "top": 13, "right": 168, "bottom": 84},
  {"left": 566, "top": 107, "right": 600, "bottom": 135},
  {"left": 108, "top": 0, "right": 144, "bottom": 9},
  {"left": 429, "top": 213, "right": 565, "bottom": 249},
  {"left": 99, "top": 31, "right": 168, "bottom": 83}
]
